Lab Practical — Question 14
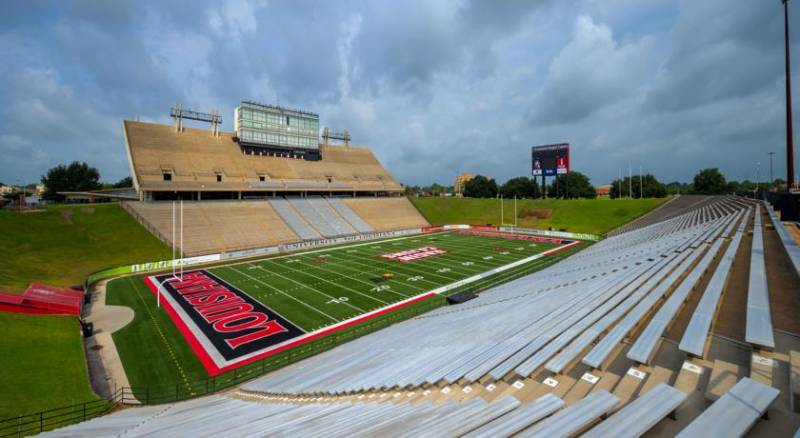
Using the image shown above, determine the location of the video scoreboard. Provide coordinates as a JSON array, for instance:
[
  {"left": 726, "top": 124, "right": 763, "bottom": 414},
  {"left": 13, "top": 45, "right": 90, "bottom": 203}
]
[{"left": 532, "top": 143, "right": 570, "bottom": 176}]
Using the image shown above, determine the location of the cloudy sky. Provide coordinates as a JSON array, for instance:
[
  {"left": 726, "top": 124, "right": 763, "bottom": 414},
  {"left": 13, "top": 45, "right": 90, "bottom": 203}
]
[{"left": 1, "top": 0, "right": 798, "bottom": 187}]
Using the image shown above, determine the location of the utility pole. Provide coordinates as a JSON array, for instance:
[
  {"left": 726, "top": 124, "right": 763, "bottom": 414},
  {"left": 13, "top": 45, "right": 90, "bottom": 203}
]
[{"left": 783, "top": 0, "right": 795, "bottom": 188}]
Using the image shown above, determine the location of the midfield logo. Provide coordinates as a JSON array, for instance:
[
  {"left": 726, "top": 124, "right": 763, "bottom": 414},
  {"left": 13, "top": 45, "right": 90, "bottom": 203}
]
[{"left": 381, "top": 246, "right": 448, "bottom": 263}]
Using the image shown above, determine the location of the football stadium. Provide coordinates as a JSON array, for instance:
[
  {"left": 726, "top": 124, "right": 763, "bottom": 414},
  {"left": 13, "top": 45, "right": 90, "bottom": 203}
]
[{"left": 2, "top": 3, "right": 800, "bottom": 438}]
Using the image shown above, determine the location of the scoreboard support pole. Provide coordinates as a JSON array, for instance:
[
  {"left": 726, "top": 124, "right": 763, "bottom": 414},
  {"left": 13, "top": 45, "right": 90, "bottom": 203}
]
[{"left": 541, "top": 174, "right": 546, "bottom": 199}]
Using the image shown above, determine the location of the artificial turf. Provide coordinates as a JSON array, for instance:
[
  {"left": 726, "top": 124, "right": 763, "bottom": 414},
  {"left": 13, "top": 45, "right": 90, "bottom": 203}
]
[{"left": 106, "top": 230, "right": 581, "bottom": 391}]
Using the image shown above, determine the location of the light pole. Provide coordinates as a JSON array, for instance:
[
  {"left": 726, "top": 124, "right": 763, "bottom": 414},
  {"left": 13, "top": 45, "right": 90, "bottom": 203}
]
[
  {"left": 768, "top": 151, "right": 776, "bottom": 189},
  {"left": 783, "top": 0, "right": 795, "bottom": 189},
  {"left": 756, "top": 162, "right": 761, "bottom": 198}
]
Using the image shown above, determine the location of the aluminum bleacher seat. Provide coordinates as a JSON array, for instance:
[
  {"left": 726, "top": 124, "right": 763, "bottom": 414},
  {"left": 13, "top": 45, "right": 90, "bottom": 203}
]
[
  {"left": 306, "top": 196, "right": 357, "bottom": 236},
  {"left": 43, "top": 396, "right": 523, "bottom": 437},
  {"left": 517, "top": 390, "right": 619, "bottom": 438},
  {"left": 584, "top": 383, "right": 687, "bottom": 438},
  {"left": 679, "top": 209, "right": 748, "bottom": 357},
  {"left": 626, "top": 224, "right": 732, "bottom": 364},
  {"left": 327, "top": 197, "right": 374, "bottom": 233},
  {"left": 268, "top": 198, "right": 321, "bottom": 240},
  {"left": 287, "top": 197, "right": 339, "bottom": 237},
  {"left": 765, "top": 203, "right": 800, "bottom": 278},
  {"left": 745, "top": 205, "right": 775, "bottom": 349},
  {"left": 676, "top": 377, "right": 780, "bottom": 438},
  {"left": 462, "top": 394, "right": 564, "bottom": 438}
]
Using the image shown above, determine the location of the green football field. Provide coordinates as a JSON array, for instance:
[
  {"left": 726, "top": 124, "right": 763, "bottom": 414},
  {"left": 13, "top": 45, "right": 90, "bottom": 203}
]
[
  {"left": 108, "top": 229, "right": 584, "bottom": 391},
  {"left": 206, "top": 231, "right": 563, "bottom": 331}
]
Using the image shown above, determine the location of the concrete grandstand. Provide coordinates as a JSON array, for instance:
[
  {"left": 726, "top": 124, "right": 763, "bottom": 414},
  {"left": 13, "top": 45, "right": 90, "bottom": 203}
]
[{"left": 119, "top": 107, "right": 429, "bottom": 256}]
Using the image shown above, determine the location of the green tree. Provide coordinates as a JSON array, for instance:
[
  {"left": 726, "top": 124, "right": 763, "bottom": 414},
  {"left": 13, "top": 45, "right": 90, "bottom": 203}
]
[
  {"left": 404, "top": 185, "right": 421, "bottom": 196},
  {"left": 41, "top": 161, "right": 101, "bottom": 202},
  {"left": 425, "top": 183, "right": 445, "bottom": 196},
  {"left": 664, "top": 181, "right": 692, "bottom": 195},
  {"left": 548, "top": 171, "right": 596, "bottom": 199},
  {"left": 500, "top": 177, "right": 540, "bottom": 199},
  {"left": 610, "top": 174, "right": 667, "bottom": 198},
  {"left": 112, "top": 176, "right": 133, "bottom": 188},
  {"left": 463, "top": 175, "right": 498, "bottom": 198},
  {"left": 692, "top": 168, "right": 727, "bottom": 195}
]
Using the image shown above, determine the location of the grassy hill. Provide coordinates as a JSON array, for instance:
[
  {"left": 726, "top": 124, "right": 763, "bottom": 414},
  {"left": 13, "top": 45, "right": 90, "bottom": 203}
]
[
  {"left": 0, "top": 313, "right": 98, "bottom": 419},
  {"left": 410, "top": 197, "right": 670, "bottom": 235},
  {"left": 0, "top": 204, "right": 170, "bottom": 292}
]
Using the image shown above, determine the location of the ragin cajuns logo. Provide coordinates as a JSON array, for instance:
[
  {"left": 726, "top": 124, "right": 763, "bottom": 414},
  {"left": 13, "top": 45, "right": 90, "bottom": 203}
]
[
  {"left": 381, "top": 246, "right": 448, "bottom": 263},
  {"left": 151, "top": 270, "right": 304, "bottom": 362}
]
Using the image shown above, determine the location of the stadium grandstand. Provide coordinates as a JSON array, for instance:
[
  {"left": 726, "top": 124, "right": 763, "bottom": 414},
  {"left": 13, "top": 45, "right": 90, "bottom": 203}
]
[
  {"left": 119, "top": 102, "right": 429, "bottom": 256},
  {"left": 42, "top": 195, "right": 800, "bottom": 437}
]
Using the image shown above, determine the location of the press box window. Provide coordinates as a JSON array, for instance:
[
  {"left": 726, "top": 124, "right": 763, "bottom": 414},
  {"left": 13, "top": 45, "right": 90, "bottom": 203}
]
[
  {"left": 162, "top": 172, "right": 172, "bottom": 181},
  {"left": 258, "top": 175, "right": 266, "bottom": 182},
  {"left": 216, "top": 174, "right": 223, "bottom": 182}
]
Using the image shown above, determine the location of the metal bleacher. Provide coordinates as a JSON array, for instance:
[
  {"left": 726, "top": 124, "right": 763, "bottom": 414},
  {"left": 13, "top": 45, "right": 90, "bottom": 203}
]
[
  {"left": 267, "top": 198, "right": 322, "bottom": 240},
  {"left": 746, "top": 204, "right": 776, "bottom": 350},
  {"left": 584, "top": 383, "right": 687, "bottom": 437},
  {"left": 766, "top": 203, "right": 800, "bottom": 278},
  {"left": 678, "top": 207, "right": 749, "bottom": 357},
  {"left": 676, "top": 377, "right": 780, "bottom": 437},
  {"left": 327, "top": 197, "right": 374, "bottom": 233},
  {"left": 518, "top": 390, "right": 619, "bottom": 437},
  {"left": 287, "top": 197, "right": 340, "bottom": 237},
  {"left": 305, "top": 196, "right": 358, "bottom": 236}
]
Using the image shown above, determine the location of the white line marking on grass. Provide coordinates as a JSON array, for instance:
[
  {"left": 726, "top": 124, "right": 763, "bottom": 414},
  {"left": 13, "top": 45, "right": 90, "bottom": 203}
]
[
  {"left": 268, "top": 259, "right": 391, "bottom": 306},
  {"left": 303, "top": 262, "right": 418, "bottom": 299},
  {"left": 254, "top": 264, "right": 367, "bottom": 313},
  {"left": 225, "top": 266, "right": 340, "bottom": 324}
]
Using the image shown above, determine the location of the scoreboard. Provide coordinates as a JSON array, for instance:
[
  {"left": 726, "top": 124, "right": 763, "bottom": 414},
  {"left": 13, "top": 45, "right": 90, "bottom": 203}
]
[{"left": 532, "top": 143, "right": 570, "bottom": 176}]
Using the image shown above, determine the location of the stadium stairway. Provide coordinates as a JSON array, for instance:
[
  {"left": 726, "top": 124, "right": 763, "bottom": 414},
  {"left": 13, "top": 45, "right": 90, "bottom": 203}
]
[{"left": 46, "top": 196, "right": 800, "bottom": 437}]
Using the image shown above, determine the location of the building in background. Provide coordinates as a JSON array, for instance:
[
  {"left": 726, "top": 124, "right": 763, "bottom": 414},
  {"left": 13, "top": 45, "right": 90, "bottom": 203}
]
[
  {"left": 234, "top": 101, "right": 321, "bottom": 161},
  {"left": 453, "top": 173, "right": 474, "bottom": 197},
  {"left": 596, "top": 184, "right": 612, "bottom": 198}
]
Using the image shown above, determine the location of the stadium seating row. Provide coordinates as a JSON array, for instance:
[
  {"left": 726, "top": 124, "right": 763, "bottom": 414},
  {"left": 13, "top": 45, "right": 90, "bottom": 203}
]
[
  {"left": 124, "top": 120, "right": 404, "bottom": 194},
  {"left": 124, "top": 197, "right": 427, "bottom": 256},
  {"left": 45, "top": 375, "right": 783, "bottom": 437}
]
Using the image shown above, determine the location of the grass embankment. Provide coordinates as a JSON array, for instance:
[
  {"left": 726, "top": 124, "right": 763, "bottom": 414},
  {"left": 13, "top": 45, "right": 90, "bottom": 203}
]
[
  {"left": 0, "top": 204, "right": 170, "bottom": 292},
  {"left": 0, "top": 313, "right": 98, "bottom": 419},
  {"left": 410, "top": 197, "right": 669, "bottom": 235}
]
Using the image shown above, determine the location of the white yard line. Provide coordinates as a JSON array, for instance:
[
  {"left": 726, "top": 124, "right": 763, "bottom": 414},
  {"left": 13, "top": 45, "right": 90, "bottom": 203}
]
[
  {"left": 225, "top": 266, "right": 340, "bottom": 324},
  {"left": 300, "top": 261, "right": 422, "bottom": 300},
  {"left": 254, "top": 265, "right": 367, "bottom": 313},
  {"left": 265, "top": 259, "right": 392, "bottom": 306}
]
